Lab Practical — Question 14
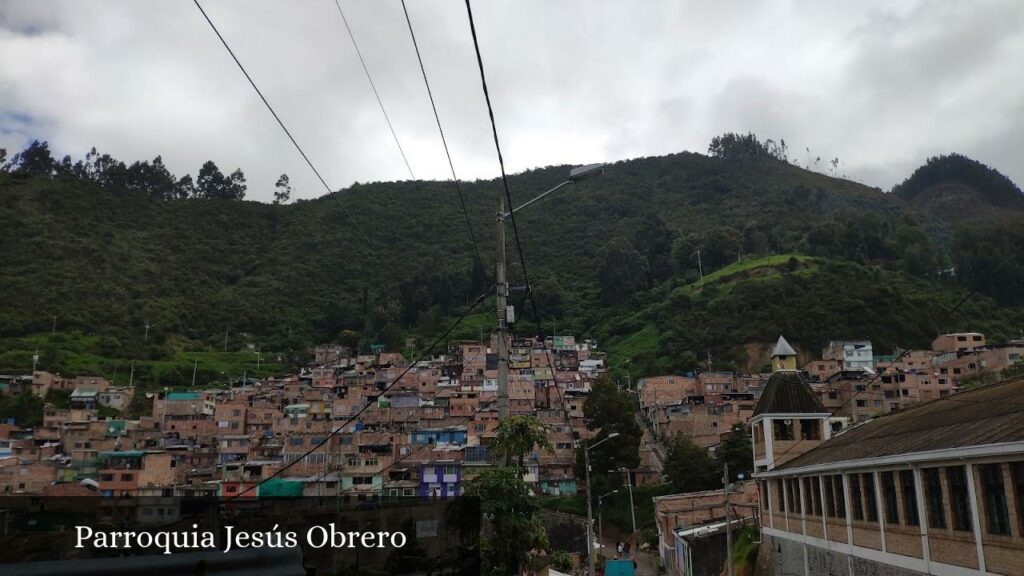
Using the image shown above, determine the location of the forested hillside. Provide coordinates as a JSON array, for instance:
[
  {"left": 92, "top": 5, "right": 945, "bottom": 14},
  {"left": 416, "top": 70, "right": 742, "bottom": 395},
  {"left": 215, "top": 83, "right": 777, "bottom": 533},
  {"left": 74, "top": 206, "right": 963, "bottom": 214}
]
[{"left": 1, "top": 135, "right": 1022, "bottom": 379}]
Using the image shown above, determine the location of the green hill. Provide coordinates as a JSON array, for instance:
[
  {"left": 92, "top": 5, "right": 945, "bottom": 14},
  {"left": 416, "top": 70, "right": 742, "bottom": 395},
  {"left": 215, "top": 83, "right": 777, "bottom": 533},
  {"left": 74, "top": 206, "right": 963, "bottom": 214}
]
[{"left": 2, "top": 136, "right": 1023, "bottom": 380}]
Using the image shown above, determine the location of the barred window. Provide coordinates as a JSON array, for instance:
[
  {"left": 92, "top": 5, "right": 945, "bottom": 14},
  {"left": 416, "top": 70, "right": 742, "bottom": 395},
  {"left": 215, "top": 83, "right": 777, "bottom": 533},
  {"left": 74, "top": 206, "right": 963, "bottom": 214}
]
[
  {"left": 979, "top": 463, "right": 1010, "bottom": 536},
  {"left": 900, "top": 470, "right": 919, "bottom": 526},
  {"left": 946, "top": 466, "right": 972, "bottom": 532},
  {"left": 777, "top": 479, "right": 786, "bottom": 512}
]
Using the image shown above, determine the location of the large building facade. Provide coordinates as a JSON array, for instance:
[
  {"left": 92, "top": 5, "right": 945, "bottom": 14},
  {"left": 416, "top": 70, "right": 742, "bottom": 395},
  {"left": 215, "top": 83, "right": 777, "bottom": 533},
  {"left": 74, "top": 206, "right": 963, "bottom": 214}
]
[{"left": 753, "top": 370, "right": 1024, "bottom": 575}]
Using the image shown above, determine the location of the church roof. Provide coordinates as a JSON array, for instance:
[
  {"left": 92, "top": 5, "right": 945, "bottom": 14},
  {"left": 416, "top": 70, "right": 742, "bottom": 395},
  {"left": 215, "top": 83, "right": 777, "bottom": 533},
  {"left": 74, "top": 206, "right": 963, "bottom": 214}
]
[
  {"left": 776, "top": 375, "right": 1024, "bottom": 471},
  {"left": 772, "top": 335, "right": 796, "bottom": 357},
  {"left": 752, "top": 370, "right": 826, "bottom": 416}
]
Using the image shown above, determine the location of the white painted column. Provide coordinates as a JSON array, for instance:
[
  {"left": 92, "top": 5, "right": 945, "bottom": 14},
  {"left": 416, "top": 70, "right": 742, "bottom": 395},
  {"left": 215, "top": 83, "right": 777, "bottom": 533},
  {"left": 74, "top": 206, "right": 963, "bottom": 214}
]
[
  {"left": 764, "top": 420, "right": 775, "bottom": 471},
  {"left": 767, "top": 479, "right": 775, "bottom": 529},
  {"left": 912, "top": 466, "right": 931, "bottom": 572},
  {"left": 799, "top": 477, "right": 809, "bottom": 575},
  {"left": 964, "top": 463, "right": 986, "bottom": 574},
  {"left": 843, "top": 472, "right": 854, "bottom": 575},
  {"left": 782, "top": 477, "right": 790, "bottom": 532},
  {"left": 819, "top": 475, "right": 828, "bottom": 540},
  {"left": 873, "top": 470, "right": 887, "bottom": 553}
]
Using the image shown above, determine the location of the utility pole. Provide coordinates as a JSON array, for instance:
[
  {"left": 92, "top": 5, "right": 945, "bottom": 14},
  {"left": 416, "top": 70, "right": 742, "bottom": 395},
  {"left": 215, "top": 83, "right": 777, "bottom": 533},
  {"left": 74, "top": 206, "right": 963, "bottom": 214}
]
[
  {"left": 129, "top": 362, "right": 135, "bottom": 388},
  {"left": 624, "top": 468, "right": 637, "bottom": 534},
  {"left": 191, "top": 359, "right": 198, "bottom": 387},
  {"left": 496, "top": 197, "right": 509, "bottom": 419},
  {"left": 584, "top": 443, "right": 596, "bottom": 576},
  {"left": 697, "top": 249, "right": 704, "bottom": 287},
  {"left": 51, "top": 315, "right": 57, "bottom": 335},
  {"left": 724, "top": 462, "right": 733, "bottom": 576},
  {"left": 144, "top": 322, "right": 150, "bottom": 343},
  {"left": 224, "top": 328, "right": 229, "bottom": 352}
]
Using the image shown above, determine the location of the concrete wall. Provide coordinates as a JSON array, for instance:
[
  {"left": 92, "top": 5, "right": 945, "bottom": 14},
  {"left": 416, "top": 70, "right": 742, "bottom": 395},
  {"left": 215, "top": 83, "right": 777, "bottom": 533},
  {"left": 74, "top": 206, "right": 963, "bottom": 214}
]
[{"left": 761, "top": 533, "right": 928, "bottom": 576}]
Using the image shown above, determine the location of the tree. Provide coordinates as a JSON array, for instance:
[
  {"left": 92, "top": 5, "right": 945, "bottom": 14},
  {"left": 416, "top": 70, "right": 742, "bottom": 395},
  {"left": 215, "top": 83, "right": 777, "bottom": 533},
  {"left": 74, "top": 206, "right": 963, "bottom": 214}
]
[
  {"left": 273, "top": 173, "right": 292, "bottom": 204},
  {"left": 176, "top": 174, "right": 196, "bottom": 199},
  {"left": 196, "top": 161, "right": 246, "bottom": 200},
  {"left": 633, "top": 213, "right": 674, "bottom": 286},
  {"left": 466, "top": 467, "right": 548, "bottom": 575},
  {"left": 0, "top": 392, "right": 44, "bottom": 427},
  {"left": 9, "top": 140, "right": 57, "bottom": 176},
  {"left": 575, "top": 379, "right": 642, "bottom": 491},
  {"left": 596, "top": 238, "right": 648, "bottom": 304},
  {"left": 490, "top": 415, "right": 553, "bottom": 468},
  {"left": 715, "top": 422, "right": 753, "bottom": 481},
  {"left": 663, "top": 434, "right": 719, "bottom": 493},
  {"left": 707, "top": 132, "right": 787, "bottom": 163}
]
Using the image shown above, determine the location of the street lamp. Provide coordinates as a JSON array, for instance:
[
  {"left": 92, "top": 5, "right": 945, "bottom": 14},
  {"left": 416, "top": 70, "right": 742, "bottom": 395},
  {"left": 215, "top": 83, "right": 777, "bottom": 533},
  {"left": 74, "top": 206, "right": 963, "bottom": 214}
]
[
  {"left": 495, "top": 163, "right": 606, "bottom": 418},
  {"left": 598, "top": 489, "right": 619, "bottom": 560},
  {"left": 582, "top": 431, "right": 619, "bottom": 576}
]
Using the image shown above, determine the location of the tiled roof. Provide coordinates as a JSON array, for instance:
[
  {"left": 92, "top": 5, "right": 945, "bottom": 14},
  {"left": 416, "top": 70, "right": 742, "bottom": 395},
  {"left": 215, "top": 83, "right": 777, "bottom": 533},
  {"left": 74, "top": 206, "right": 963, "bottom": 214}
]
[
  {"left": 778, "top": 375, "right": 1024, "bottom": 470},
  {"left": 752, "top": 371, "right": 826, "bottom": 416}
]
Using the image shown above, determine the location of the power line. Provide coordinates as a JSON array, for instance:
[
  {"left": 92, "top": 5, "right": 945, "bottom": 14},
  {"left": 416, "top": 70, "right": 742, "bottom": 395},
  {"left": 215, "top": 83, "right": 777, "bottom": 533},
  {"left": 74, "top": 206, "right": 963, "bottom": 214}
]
[
  {"left": 332, "top": 0, "right": 414, "bottom": 179},
  {"left": 462, "top": 0, "right": 575, "bottom": 433},
  {"left": 400, "top": 0, "right": 481, "bottom": 263},
  {"left": 192, "top": 0, "right": 370, "bottom": 245}
]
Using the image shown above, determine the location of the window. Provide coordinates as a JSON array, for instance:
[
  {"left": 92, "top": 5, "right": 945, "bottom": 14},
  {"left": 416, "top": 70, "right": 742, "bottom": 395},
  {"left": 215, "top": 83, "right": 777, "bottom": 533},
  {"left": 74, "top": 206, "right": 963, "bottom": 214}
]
[
  {"left": 833, "top": 475, "right": 846, "bottom": 518},
  {"left": 947, "top": 466, "right": 972, "bottom": 531},
  {"left": 121, "top": 473, "right": 133, "bottom": 481},
  {"left": 774, "top": 420, "right": 794, "bottom": 441},
  {"left": 807, "top": 477, "right": 822, "bottom": 515},
  {"left": 900, "top": 470, "right": 919, "bottom": 526},
  {"left": 788, "top": 478, "right": 802, "bottom": 513},
  {"left": 1011, "top": 462, "right": 1024, "bottom": 535},
  {"left": 924, "top": 468, "right": 946, "bottom": 529},
  {"left": 799, "top": 420, "right": 820, "bottom": 441},
  {"left": 444, "top": 465, "right": 457, "bottom": 476},
  {"left": 777, "top": 479, "right": 787, "bottom": 512},
  {"left": 881, "top": 472, "right": 899, "bottom": 524},
  {"left": 825, "top": 476, "right": 836, "bottom": 517},
  {"left": 288, "top": 437, "right": 304, "bottom": 446},
  {"left": 863, "top": 473, "right": 878, "bottom": 522},
  {"left": 979, "top": 464, "right": 1010, "bottom": 535},
  {"left": 850, "top": 474, "right": 864, "bottom": 520},
  {"left": 364, "top": 458, "right": 379, "bottom": 467},
  {"left": 856, "top": 400, "right": 867, "bottom": 408}
]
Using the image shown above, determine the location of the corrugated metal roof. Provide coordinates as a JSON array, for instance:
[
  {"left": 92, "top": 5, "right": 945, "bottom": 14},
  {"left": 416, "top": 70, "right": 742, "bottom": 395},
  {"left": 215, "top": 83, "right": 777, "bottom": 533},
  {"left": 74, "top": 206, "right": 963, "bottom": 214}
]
[
  {"left": 778, "top": 376, "right": 1024, "bottom": 470},
  {"left": 752, "top": 371, "right": 825, "bottom": 416}
]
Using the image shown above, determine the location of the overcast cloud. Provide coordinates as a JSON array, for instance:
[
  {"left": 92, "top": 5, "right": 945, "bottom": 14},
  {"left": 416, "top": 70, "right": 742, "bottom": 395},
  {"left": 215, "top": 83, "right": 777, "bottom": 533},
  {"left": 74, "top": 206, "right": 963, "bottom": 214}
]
[{"left": 1, "top": 0, "right": 1022, "bottom": 202}]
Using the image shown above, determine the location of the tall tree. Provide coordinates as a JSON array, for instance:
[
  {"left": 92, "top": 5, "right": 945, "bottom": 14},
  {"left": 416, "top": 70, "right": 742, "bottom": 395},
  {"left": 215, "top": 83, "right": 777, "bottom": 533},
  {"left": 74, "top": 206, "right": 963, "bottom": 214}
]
[
  {"left": 715, "top": 422, "right": 753, "bottom": 481},
  {"left": 490, "top": 415, "right": 553, "bottom": 468},
  {"left": 196, "top": 161, "right": 247, "bottom": 200},
  {"left": 273, "top": 173, "right": 292, "bottom": 204},
  {"left": 9, "top": 140, "right": 57, "bottom": 176},
  {"left": 466, "top": 467, "right": 548, "bottom": 575},
  {"left": 596, "top": 237, "right": 648, "bottom": 304},
  {"left": 575, "top": 379, "right": 642, "bottom": 490},
  {"left": 664, "top": 434, "right": 719, "bottom": 493},
  {"left": 633, "top": 213, "right": 674, "bottom": 286}
]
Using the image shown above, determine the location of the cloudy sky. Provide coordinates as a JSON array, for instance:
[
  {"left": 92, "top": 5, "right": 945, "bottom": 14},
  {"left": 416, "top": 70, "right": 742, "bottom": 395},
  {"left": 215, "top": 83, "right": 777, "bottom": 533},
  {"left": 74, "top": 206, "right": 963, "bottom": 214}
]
[{"left": 1, "top": 0, "right": 1022, "bottom": 202}]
